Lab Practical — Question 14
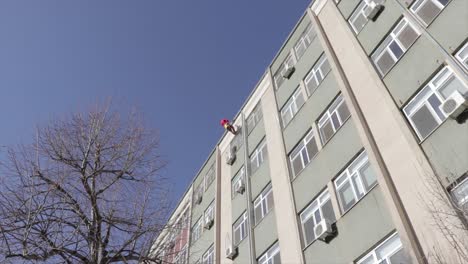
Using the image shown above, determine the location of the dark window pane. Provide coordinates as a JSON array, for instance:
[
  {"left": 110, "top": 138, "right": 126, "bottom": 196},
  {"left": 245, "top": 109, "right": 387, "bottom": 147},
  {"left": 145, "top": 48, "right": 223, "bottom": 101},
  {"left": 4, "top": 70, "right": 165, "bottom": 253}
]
[
  {"left": 337, "top": 102, "right": 351, "bottom": 122},
  {"left": 427, "top": 94, "right": 445, "bottom": 121},
  {"left": 338, "top": 181, "right": 356, "bottom": 212},
  {"left": 376, "top": 51, "right": 395, "bottom": 75},
  {"left": 322, "top": 200, "right": 336, "bottom": 222},
  {"left": 416, "top": 1, "right": 441, "bottom": 25},
  {"left": 411, "top": 104, "right": 440, "bottom": 139},
  {"left": 389, "top": 248, "right": 409, "bottom": 264},
  {"left": 398, "top": 25, "right": 418, "bottom": 50},
  {"left": 292, "top": 156, "right": 303, "bottom": 177},
  {"left": 306, "top": 139, "right": 318, "bottom": 160},
  {"left": 320, "top": 120, "right": 335, "bottom": 143},
  {"left": 360, "top": 162, "right": 378, "bottom": 191},
  {"left": 331, "top": 113, "right": 341, "bottom": 130},
  {"left": 390, "top": 41, "right": 404, "bottom": 59},
  {"left": 303, "top": 219, "right": 316, "bottom": 244}
]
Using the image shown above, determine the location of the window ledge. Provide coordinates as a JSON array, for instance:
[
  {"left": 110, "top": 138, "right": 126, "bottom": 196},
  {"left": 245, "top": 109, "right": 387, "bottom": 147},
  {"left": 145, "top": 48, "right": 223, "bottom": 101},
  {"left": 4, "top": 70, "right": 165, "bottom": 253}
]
[{"left": 338, "top": 183, "right": 379, "bottom": 219}]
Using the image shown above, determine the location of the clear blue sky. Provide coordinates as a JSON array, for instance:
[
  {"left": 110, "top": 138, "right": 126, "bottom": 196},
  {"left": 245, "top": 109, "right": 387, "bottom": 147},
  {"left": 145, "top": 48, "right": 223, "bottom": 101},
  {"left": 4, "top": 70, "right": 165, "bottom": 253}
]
[{"left": 0, "top": 0, "right": 310, "bottom": 206}]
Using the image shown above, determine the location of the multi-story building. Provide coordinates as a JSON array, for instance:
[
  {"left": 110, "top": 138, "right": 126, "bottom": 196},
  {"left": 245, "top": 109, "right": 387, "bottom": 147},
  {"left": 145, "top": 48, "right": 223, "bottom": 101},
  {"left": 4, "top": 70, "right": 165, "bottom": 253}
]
[{"left": 151, "top": 0, "right": 468, "bottom": 263}]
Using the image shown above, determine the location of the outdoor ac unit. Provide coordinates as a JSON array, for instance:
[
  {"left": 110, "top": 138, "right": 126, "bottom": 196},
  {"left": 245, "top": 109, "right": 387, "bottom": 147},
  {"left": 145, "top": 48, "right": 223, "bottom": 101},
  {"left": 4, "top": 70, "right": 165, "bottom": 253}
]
[
  {"left": 364, "top": 1, "right": 383, "bottom": 21},
  {"left": 314, "top": 219, "right": 335, "bottom": 242},
  {"left": 440, "top": 92, "right": 468, "bottom": 119},
  {"left": 204, "top": 216, "right": 214, "bottom": 229},
  {"left": 282, "top": 66, "right": 295, "bottom": 79},
  {"left": 235, "top": 178, "right": 245, "bottom": 194},
  {"left": 225, "top": 245, "right": 238, "bottom": 260},
  {"left": 195, "top": 193, "right": 203, "bottom": 205},
  {"left": 226, "top": 147, "right": 237, "bottom": 165}
]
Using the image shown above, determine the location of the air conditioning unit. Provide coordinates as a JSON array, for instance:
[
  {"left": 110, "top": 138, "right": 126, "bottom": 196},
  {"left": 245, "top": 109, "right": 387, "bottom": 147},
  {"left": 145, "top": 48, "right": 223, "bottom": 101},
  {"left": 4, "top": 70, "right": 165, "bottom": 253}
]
[
  {"left": 314, "top": 219, "right": 336, "bottom": 242},
  {"left": 364, "top": 1, "right": 383, "bottom": 21},
  {"left": 194, "top": 193, "right": 203, "bottom": 205},
  {"left": 282, "top": 66, "right": 295, "bottom": 79},
  {"left": 225, "top": 245, "right": 238, "bottom": 260},
  {"left": 440, "top": 92, "right": 468, "bottom": 119},
  {"left": 235, "top": 178, "right": 245, "bottom": 194},
  {"left": 204, "top": 215, "right": 214, "bottom": 229},
  {"left": 226, "top": 147, "right": 237, "bottom": 165}
]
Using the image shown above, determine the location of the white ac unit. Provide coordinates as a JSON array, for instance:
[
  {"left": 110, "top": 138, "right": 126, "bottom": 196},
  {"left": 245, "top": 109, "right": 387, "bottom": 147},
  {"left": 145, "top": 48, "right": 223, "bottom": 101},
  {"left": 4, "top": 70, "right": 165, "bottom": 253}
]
[
  {"left": 440, "top": 92, "right": 468, "bottom": 119},
  {"left": 364, "top": 1, "right": 383, "bottom": 21},
  {"left": 235, "top": 178, "right": 245, "bottom": 194},
  {"left": 195, "top": 193, "right": 203, "bottom": 205},
  {"left": 282, "top": 66, "right": 295, "bottom": 79},
  {"left": 226, "top": 147, "right": 237, "bottom": 165},
  {"left": 204, "top": 215, "right": 214, "bottom": 229},
  {"left": 225, "top": 245, "right": 238, "bottom": 260},
  {"left": 314, "top": 219, "right": 334, "bottom": 242}
]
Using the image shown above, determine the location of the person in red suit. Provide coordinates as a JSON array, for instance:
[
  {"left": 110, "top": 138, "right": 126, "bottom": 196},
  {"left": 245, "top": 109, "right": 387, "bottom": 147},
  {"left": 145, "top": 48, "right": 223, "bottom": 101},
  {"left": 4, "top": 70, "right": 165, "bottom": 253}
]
[{"left": 220, "top": 119, "right": 237, "bottom": 134}]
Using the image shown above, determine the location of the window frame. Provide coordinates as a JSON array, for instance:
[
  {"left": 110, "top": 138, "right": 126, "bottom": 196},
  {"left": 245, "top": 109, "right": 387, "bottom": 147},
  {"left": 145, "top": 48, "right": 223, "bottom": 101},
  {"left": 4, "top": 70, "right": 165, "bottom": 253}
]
[
  {"left": 231, "top": 166, "right": 246, "bottom": 199},
  {"left": 410, "top": 0, "right": 449, "bottom": 26},
  {"left": 455, "top": 42, "right": 468, "bottom": 70},
  {"left": 253, "top": 183, "right": 274, "bottom": 225},
  {"left": 403, "top": 66, "right": 468, "bottom": 141},
  {"left": 202, "top": 244, "right": 215, "bottom": 264},
  {"left": 289, "top": 129, "right": 319, "bottom": 178},
  {"left": 356, "top": 232, "right": 404, "bottom": 264},
  {"left": 258, "top": 241, "right": 281, "bottom": 264},
  {"left": 348, "top": 1, "right": 370, "bottom": 34},
  {"left": 280, "top": 87, "right": 306, "bottom": 127},
  {"left": 317, "top": 94, "right": 351, "bottom": 144},
  {"left": 274, "top": 53, "right": 296, "bottom": 89},
  {"left": 250, "top": 138, "right": 268, "bottom": 175},
  {"left": 191, "top": 217, "right": 203, "bottom": 244},
  {"left": 233, "top": 211, "right": 249, "bottom": 246},
  {"left": 204, "top": 201, "right": 215, "bottom": 225},
  {"left": 334, "top": 151, "right": 377, "bottom": 213},
  {"left": 304, "top": 53, "right": 331, "bottom": 95},
  {"left": 204, "top": 164, "right": 215, "bottom": 190},
  {"left": 294, "top": 23, "right": 316, "bottom": 60},
  {"left": 450, "top": 176, "right": 468, "bottom": 207},
  {"left": 371, "top": 17, "right": 420, "bottom": 77},
  {"left": 246, "top": 103, "right": 263, "bottom": 134}
]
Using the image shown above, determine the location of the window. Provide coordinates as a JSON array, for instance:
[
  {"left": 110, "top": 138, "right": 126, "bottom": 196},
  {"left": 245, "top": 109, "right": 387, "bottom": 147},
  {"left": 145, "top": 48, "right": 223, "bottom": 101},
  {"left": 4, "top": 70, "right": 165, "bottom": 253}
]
[
  {"left": 202, "top": 245, "right": 215, "bottom": 264},
  {"left": 194, "top": 181, "right": 204, "bottom": 205},
  {"left": 231, "top": 132, "right": 243, "bottom": 153},
  {"left": 304, "top": 53, "right": 331, "bottom": 95},
  {"left": 318, "top": 94, "right": 351, "bottom": 144},
  {"left": 258, "top": 242, "right": 281, "bottom": 264},
  {"left": 371, "top": 17, "right": 420, "bottom": 76},
  {"left": 403, "top": 66, "right": 468, "bottom": 140},
  {"left": 274, "top": 54, "right": 295, "bottom": 89},
  {"left": 289, "top": 129, "right": 319, "bottom": 178},
  {"left": 356, "top": 233, "right": 407, "bottom": 264},
  {"left": 247, "top": 103, "right": 263, "bottom": 134},
  {"left": 191, "top": 218, "right": 203, "bottom": 244},
  {"left": 455, "top": 42, "right": 468, "bottom": 70},
  {"left": 250, "top": 138, "right": 268, "bottom": 174},
  {"left": 204, "top": 201, "right": 215, "bottom": 224},
  {"left": 349, "top": 1, "right": 370, "bottom": 34},
  {"left": 233, "top": 212, "right": 248, "bottom": 246},
  {"left": 300, "top": 189, "right": 336, "bottom": 246},
  {"left": 204, "top": 165, "right": 215, "bottom": 190},
  {"left": 175, "top": 245, "right": 188, "bottom": 264},
  {"left": 450, "top": 176, "right": 468, "bottom": 208},
  {"left": 294, "top": 23, "right": 316, "bottom": 59},
  {"left": 254, "top": 184, "right": 274, "bottom": 225},
  {"left": 280, "top": 88, "right": 305, "bottom": 127},
  {"left": 231, "top": 167, "right": 245, "bottom": 199},
  {"left": 410, "top": 0, "right": 449, "bottom": 26},
  {"left": 334, "top": 151, "right": 377, "bottom": 213}
]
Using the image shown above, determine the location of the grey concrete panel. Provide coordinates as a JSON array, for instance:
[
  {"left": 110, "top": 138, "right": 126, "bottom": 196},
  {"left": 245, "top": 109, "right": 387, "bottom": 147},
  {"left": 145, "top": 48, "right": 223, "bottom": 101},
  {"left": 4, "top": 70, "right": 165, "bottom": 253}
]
[
  {"left": 193, "top": 152, "right": 217, "bottom": 187},
  {"left": 292, "top": 120, "right": 363, "bottom": 212},
  {"left": 357, "top": 0, "right": 402, "bottom": 55},
  {"left": 276, "top": 40, "right": 323, "bottom": 108},
  {"left": 250, "top": 161, "right": 272, "bottom": 199},
  {"left": 303, "top": 187, "right": 395, "bottom": 263},
  {"left": 189, "top": 227, "right": 215, "bottom": 263},
  {"left": 254, "top": 212, "right": 278, "bottom": 258},
  {"left": 232, "top": 239, "right": 250, "bottom": 264},
  {"left": 422, "top": 119, "right": 468, "bottom": 187},
  {"left": 192, "top": 187, "right": 216, "bottom": 223},
  {"left": 283, "top": 75, "right": 340, "bottom": 153},
  {"left": 271, "top": 16, "right": 312, "bottom": 73},
  {"left": 384, "top": 36, "right": 444, "bottom": 107},
  {"left": 337, "top": 0, "right": 361, "bottom": 20},
  {"left": 231, "top": 192, "right": 247, "bottom": 223},
  {"left": 428, "top": 0, "right": 468, "bottom": 53},
  {"left": 248, "top": 119, "right": 266, "bottom": 155},
  {"left": 229, "top": 145, "right": 245, "bottom": 179}
]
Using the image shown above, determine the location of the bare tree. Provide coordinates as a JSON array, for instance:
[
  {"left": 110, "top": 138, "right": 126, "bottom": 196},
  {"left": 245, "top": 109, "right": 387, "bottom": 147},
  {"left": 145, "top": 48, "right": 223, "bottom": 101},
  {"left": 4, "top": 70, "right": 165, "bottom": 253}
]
[{"left": 0, "top": 106, "right": 171, "bottom": 263}]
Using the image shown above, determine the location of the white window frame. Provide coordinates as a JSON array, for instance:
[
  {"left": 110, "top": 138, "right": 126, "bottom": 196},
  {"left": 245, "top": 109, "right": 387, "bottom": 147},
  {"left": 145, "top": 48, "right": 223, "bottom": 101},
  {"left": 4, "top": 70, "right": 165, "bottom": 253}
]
[
  {"left": 204, "top": 201, "right": 215, "bottom": 225},
  {"left": 233, "top": 212, "right": 248, "bottom": 246},
  {"left": 253, "top": 184, "right": 274, "bottom": 225},
  {"left": 304, "top": 53, "right": 331, "bottom": 95},
  {"left": 294, "top": 23, "right": 316, "bottom": 59},
  {"left": 274, "top": 54, "right": 296, "bottom": 89},
  {"left": 455, "top": 42, "right": 468, "bottom": 70},
  {"left": 280, "top": 87, "right": 305, "bottom": 127},
  {"left": 356, "top": 233, "right": 404, "bottom": 264},
  {"left": 317, "top": 94, "right": 350, "bottom": 144},
  {"left": 250, "top": 138, "right": 268, "bottom": 174},
  {"left": 410, "top": 0, "right": 448, "bottom": 26},
  {"left": 194, "top": 181, "right": 205, "bottom": 205},
  {"left": 334, "top": 151, "right": 377, "bottom": 213},
  {"left": 202, "top": 244, "right": 215, "bottom": 264},
  {"left": 246, "top": 103, "right": 263, "bottom": 134},
  {"left": 231, "top": 167, "right": 245, "bottom": 199},
  {"left": 289, "top": 129, "right": 318, "bottom": 178},
  {"left": 371, "top": 17, "right": 420, "bottom": 76},
  {"left": 191, "top": 218, "right": 203, "bottom": 244},
  {"left": 258, "top": 241, "right": 281, "bottom": 264},
  {"left": 300, "top": 189, "right": 335, "bottom": 246},
  {"left": 451, "top": 176, "right": 468, "bottom": 207},
  {"left": 204, "top": 165, "right": 215, "bottom": 190},
  {"left": 349, "top": 1, "right": 370, "bottom": 34},
  {"left": 403, "top": 66, "right": 468, "bottom": 140}
]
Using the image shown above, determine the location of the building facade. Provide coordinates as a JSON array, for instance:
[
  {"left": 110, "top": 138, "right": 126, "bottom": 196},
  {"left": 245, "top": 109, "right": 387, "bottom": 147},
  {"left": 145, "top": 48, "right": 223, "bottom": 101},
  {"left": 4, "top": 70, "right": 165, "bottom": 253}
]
[{"left": 151, "top": 0, "right": 468, "bottom": 263}]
